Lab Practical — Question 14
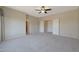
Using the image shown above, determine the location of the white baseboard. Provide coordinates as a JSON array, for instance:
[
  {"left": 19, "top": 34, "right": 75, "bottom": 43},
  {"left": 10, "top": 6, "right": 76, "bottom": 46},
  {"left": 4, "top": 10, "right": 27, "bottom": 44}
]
[
  {"left": 5, "top": 33, "right": 26, "bottom": 40},
  {"left": 4, "top": 33, "right": 79, "bottom": 40},
  {"left": 60, "top": 34, "right": 79, "bottom": 40}
]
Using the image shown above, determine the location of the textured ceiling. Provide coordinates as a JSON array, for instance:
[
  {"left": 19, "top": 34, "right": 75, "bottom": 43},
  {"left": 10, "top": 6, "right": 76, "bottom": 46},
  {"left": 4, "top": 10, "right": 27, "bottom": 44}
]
[{"left": 6, "top": 6, "right": 78, "bottom": 17}]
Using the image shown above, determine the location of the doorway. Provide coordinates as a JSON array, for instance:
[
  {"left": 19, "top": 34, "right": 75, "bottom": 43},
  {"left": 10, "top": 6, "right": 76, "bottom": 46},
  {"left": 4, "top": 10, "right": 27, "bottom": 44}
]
[
  {"left": 26, "top": 21, "right": 29, "bottom": 34},
  {"left": 44, "top": 21, "right": 48, "bottom": 33}
]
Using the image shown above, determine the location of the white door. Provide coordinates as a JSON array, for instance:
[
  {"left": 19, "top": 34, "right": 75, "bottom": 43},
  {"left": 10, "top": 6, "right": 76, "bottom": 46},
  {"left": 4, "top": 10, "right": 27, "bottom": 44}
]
[
  {"left": 52, "top": 19, "right": 60, "bottom": 35},
  {"left": 40, "top": 21, "right": 44, "bottom": 32},
  {"left": 44, "top": 21, "right": 48, "bottom": 33},
  {"left": 0, "top": 8, "right": 5, "bottom": 41},
  {"left": 0, "top": 13, "right": 1, "bottom": 41}
]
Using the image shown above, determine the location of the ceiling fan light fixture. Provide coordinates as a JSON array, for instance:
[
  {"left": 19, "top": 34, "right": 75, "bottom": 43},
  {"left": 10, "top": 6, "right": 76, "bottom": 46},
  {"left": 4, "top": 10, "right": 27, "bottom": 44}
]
[
  {"left": 41, "top": 10, "right": 44, "bottom": 13},
  {"left": 35, "top": 6, "right": 52, "bottom": 14}
]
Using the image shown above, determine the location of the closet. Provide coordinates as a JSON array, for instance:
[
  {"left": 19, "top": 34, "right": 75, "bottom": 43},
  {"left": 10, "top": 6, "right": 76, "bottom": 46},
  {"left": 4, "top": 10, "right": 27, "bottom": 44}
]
[{"left": 0, "top": 8, "right": 5, "bottom": 41}]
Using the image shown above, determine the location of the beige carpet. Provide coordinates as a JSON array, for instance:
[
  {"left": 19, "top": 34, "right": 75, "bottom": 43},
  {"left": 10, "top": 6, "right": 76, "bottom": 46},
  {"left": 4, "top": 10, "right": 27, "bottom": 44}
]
[{"left": 0, "top": 33, "right": 79, "bottom": 52}]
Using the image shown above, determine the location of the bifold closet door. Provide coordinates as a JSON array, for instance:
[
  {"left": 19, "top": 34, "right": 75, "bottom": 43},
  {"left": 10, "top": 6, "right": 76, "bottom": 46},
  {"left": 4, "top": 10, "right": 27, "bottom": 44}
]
[
  {"left": 52, "top": 19, "right": 60, "bottom": 35},
  {"left": 0, "top": 11, "right": 1, "bottom": 41},
  {"left": 40, "top": 21, "right": 44, "bottom": 32},
  {"left": 0, "top": 8, "right": 5, "bottom": 41},
  {"left": 44, "top": 21, "right": 48, "bottom": 33}
]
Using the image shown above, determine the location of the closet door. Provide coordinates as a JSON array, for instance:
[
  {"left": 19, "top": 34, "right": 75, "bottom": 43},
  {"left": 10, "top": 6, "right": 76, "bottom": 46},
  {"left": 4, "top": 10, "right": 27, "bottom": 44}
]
[
  {"left": 44, "top": 21, "right": 48, "bottom": 33},
  {"left": 0, "top": 11, "right": 1, "bottom": 41},
  {"left": 0, "top": 8, "right": 4, "bottom": 41},
  {"left": 53, "top": 19, "right": 60, "bottom": 35},
  {"left": 40, "top": 21, "right": 44, "bottom": 32}
]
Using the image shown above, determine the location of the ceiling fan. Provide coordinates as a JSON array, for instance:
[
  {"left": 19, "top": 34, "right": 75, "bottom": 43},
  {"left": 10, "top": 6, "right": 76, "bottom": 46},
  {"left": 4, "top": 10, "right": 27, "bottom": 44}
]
[{"left": 35, "top": 6, "right": 52, "bottom": 14}]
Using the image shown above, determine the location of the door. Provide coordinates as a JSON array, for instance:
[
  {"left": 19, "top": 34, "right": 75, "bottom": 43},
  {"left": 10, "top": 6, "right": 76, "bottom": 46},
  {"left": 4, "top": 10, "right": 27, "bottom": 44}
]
[
  {"left": 53, "top": 19, "right": 60, "bottom": 35},
  {"left": 44, "top": 21, "right": 48, "bottom": 33},
  {"left": 0, "top": 8, "right": 5, "bottom": 41},
  {"left": 26, "top": 21, "right": 29, "bottom": 34},
  {"left": 0, "top": 11, "right": 1, "bottom": 41},
  {"left": 40, "top": 21, "right": 44, "bottom": 32}
]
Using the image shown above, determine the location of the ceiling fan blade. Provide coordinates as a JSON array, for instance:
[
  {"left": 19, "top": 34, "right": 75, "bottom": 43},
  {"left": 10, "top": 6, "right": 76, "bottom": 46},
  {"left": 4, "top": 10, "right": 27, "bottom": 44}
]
[
  {"left": 38, "top": 11, "right": 41, "bottom": 14},
  {"left": 45, "top": 11, "right": 47, "bottom": 13},
  {"left": 35, "top": 9, "right": 41, "bottom": 11},
  {"left": 45, "top": 9, "right": 52, "bottom": 11}
]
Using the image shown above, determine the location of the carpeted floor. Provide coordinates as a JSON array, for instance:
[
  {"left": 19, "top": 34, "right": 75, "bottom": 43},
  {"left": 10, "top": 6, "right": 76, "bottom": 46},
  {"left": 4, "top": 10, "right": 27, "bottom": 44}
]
[{"left": 0, "top": 33, "right": 79, "bottom": 52}]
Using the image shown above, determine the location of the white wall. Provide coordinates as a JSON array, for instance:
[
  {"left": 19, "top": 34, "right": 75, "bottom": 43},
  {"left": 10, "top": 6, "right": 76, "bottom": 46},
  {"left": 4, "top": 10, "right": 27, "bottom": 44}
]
[
  {"left": 40, "top": 9, "right": 79, "bottom": 39},
  {"left": 3, "top": 7, "right": 40, "bottom": 39},
  {"left": 78, "top": 8, "right": 79, "bottom": 39},
  {"left": 2, "top": 7, "right": 40, "bottom": 40},
  {"left": 28, "top": 16, "right": 40, "bottom": 34},
  {"left": 3, "top": 7, "right": 26, "bottom": 40},
  {"left": 1, "top": 7, "right": 79, "bottom": 40},
  {"left": 59, "top": 9, "right": 79, "bottom": 39}
]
